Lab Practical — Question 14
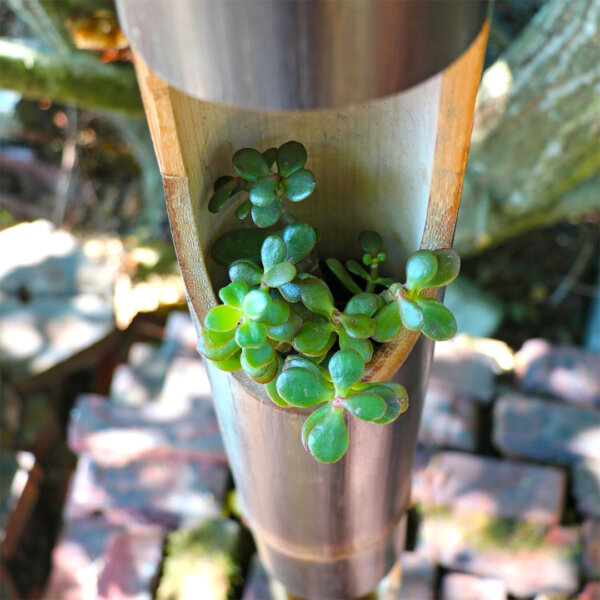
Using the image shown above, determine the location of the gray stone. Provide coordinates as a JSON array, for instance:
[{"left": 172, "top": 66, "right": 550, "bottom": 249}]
[
  {"left": 515, "top": 339, "right": 600, "bottom": 409},
  {"left": 582, "top": 520, "right": 600, "bottom": 578},
  {"left": 424, "top": 452, "right": 566, "bottom": 526},
  {"left": 493, "top": 393, "right": 600, "bottom": 464},
  {"left": 419, "top": 381, "right": 477, "bottom": 450},
  {"left": 573, "top": 459, "right": 600, "bottom": 519},
  {"left": 441, "top": 573, "right": 507, "bottom": 600}
]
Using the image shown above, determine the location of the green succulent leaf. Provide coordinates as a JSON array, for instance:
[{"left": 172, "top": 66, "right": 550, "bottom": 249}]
[
  {"left": 328, "top": 349, "right": 364, "bottom": 396},
  {"left": 235, "top": 199, "right": 252, "bottom": 220},
  {"left": 276, "top": 367, "right": 334, "bottom": 408},
  {"left": 425, "top": 249, "right": 461, "bottom": 288},
  {"left": 406, "top": 250, "right": 438, "bottom": 291},
  {"left": 281, "top": 169, "right": 315, "bottom": 202},
  {"left": 366, "top": 383, "right": 407, "bottom": 424},
  {"left": 218, "top": 281, "right": 248, "bottom": 309},
  {"left": 359, "top": 231, "right": 383, "bottom": 255},
  {"left": 242, "top": 289, "right": 272, "bottom": 319},
  {"left": 262, "top": 147, "right": 277, "bottom": 169},
  {"left": 240, "top": 352, "right": 270, "bottom": 378},
  {"left": 235, "top": 319, "right": 267, "bottom": 349},
  {"left": 346, "top": 260, "right": 370, "bottom": 281},
  {"left": 211, "top": 229, "right": 276, "bottom": 266},
  {"left": 232, "top": 148, "right": 271, "bottom": 180},
  {"left": 326, "top": 258, "right": 362, "bottom": 294},
  {"left": 341, "top": 392, "right": 386, "bottom": 422},
  {"left": 344, "top": 292, "right": 380, "bottom": 317},
  {"left": 416, "top": 298, "right": 457, "bottom": 341},
  {"left": 372, "top": 300, "right": 402, "bottom": 342},
  {"left": 199, "top": 328, "right": 235, "bottom": 349},
  {"left": 229, "top": 260, "right": 263, "bottom": 286},
  {"left": 283, "top": 222, "right": 317, "bottom": 264},
  {"left": 264, "top": 262, "right": 297, "bottom": 288},
  {"left": 300, "top": 279, "right": 335, "bottom": 317},
  {"left": 293, "top": 321, "right": 335, "bottom": 357},
  {"left": 208, "top": 178, "right": 238, "bottom": 213},
  {"left": 301, "top": 403, "right": 332, "bottom": 451},
  {"left": 252, "top": 356, "right": 279, "bottom": 384},
  {"left": 283, "top": 355, "right": 328, "bottom": 379},
  {"left": 278, "top": 279, "right": 303, "bottom": 303},
  {"left": 251, "top": 198, "right": 282, "bottom": 228},
  {"left": 375, "top": 277, "right": 397, "bottom": 287},
  {"left": 267, "top": 310, "right": 302, "bottom": 342},
  {"left": 306, "top": 405, "right": 349, "bottom": 464},
  {"left": 210, "top": 351, "right": 242, "bottom": 372},
  {"left": 242, "top": 339, "right": 275, "bottom": 369},
  {"left": 340, "top": 313, "right": 375, "bottom": 340},
  {"left": 196, "top": 331, "right": 240, "bottom": 361},
  {"left": 261, "top": 235, "right": 286, "bottom": 270},
  {"left": 398, "top": 297, "right": 424, "bottom": 331},
  {"left": 338, "top": 329, "right": 373, "bottom": 363},
  {"left": 276, "top": 141, "right": 307, "bottom": 177},
  {"left": 258, "top": 298, "right": 291, "bottom": 327},
  {"left": 250, "top": 175, "right": 280, "bottom": 207},
  {"left": 205, "top": 304, "right": 241, "bottom": 332},
  {"left": 266, "top": 358, "right": 291, "bottom": 407}
]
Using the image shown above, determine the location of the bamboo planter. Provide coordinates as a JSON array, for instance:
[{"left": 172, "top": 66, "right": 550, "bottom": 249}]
[{"left": 125, "top": 9, "right": 488, "bottom": 597}]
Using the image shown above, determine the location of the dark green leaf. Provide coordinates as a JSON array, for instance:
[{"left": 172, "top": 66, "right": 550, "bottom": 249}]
[
  {"left": 373, "top": 301, "right": 402, "bottom": 342},
  {"left": 293, "top": 321, "right": 335, "bottom": 356},
  {"left": 425, "top": 249, "right": 461, "bottom": 288},
  {"left": 251, "top": 198, "right": 282, "bottom": 228},
  {"left": 340, "top": 313, "right": 375, "bottom": 340},
  {"left": 301, "top": 403, "right": 332, "bottom": 451},
  {"left": 210, "top": 351, "right": 241, "bottom": 372},
  {"left": 264, "top": 262, "right": 297, "bottom": 288},
  {"left": 342, "top": 392, "right": 386, "bottom": 422},
  {"left": 326, "top": 258, "right": 362, "bottom": 294},
  {"left": 250, "top": 175, "right": 280, "bottom": 207},
  {"left": 258, "top": 298, "right": 290, "bottom": 327},
  {"left": 232, "top": 147, "right": 271, "bottom": 180},
  {"left": 211, "top": 228, "right": 276, "bottom": 266},
  {"left": 229, "top": 260, "right": 263, "bottom": 286},
  {"left": 398, "top": 297, "right": 424, "bottom": 331},
  {"left": 346, "top": 260, "right": 370, "bottom": 280},
  {"left": 218, "top": 281, "right": 248, "bottom": 309},
  {"left": 205, "top": 304, "right": 241, "bottom": 332},
  {"left": 208, "top": 178, "right": 238, "bottom": 213},
  {"left": 235, "top": 319, "right": 267, "bottom": 348},
  {"left": 416, "top": 298, "right": 457, "bottom": 341},
  {"left": 197, "top": 331, "right": 240, "bottom": 361},
  {"left": 344, "top": 292, "right": 380, "bottom": 317},
  {"left": 328, "top": 349, "right": 364, "bottom": 396},
  {"left": 281, "top": 169, "right": 315, "bottom": 202},
  {"left": 307, "top": 406, "right": 349, "bottom": 463},
  {"left": 213, "top": 175, "right": 233, "bottom": 191},
  {"left": 406, "top": 250, "right": 437, "bottom": 291},
  {"left": 283, "top": 222, "right": 317, "bottom": 264},
  {"left": 242, "top": 339, "right": 274, "bottom": 369},
  {"left": 262, "top": 147, "right": 277, "bottom": 168},
  {"left": 338, "top": 329, "right": 373, "bottom": 363},
  {"left": 242, "top": 289, "right": 271, "bottom": 319},
  {"left": 276, "top": 367, "right": 334, "bottom": 408},
  {"left": 267, "top": 310, "right": 302, "bottom": 342},
  {"left": 235, "top": 199, "right": 252, "bottom": 220},
  {"left": 279, "top": 279, "right": 302, "bottom": 303},
  {"left": 261, "top": 235, "right": 286, "bottom": 270},
  {"left": 359, "top": 231, "right": 383, "bottom": 255},
  {"left": 300, "top": 279, "right": 335, "bottom": 317},
  {"left": 276, "top": 141, "right": 307, "bottom": 177}
]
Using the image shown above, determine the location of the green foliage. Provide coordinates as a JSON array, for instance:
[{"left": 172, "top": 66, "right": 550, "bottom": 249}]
[{"left": 200, "top": 141, "right": 460, "bottom": 463}]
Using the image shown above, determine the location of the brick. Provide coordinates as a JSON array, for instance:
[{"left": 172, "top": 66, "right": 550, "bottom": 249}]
[
  {"left": 441, "top": 573, "right": 506, "bottom": 600},
  {"left": 163, "top": 311, "right": 198, "bottom": 358},
  {"left": 43, "top": 514, "right": 164, "bottom": 600},
  {"left": 424, "top": 452, "right": 566, "bottom": 526},
  {"left": 156, "top": 519, "right": 241, "bottom": 600},
  {"left": 64, "top": 453, "right": 229, "bottom": 529},
  {"left": 573, "top": 459, "right": 600, "bottom": 518},
  {"left": 422, "top": 510, "right": 580, "bottom": 597},
  {"left": 493, "top": 393, "right": 600, "bottom": 464},
  {"left": 582, "top": 520, "right": 600, "bottom": 578},
  {"left": 429, "top": 338, "right": 497, "bottom": 404},
  {"left": 515, "top": 339, "right": 600, "bottom": 409},
  {"left": 419, "top": 382, "right": 477, "bottom": 451},
  {"left": 580, "top": 582, "right": 600, "bottom": 600},
  {"left": 68, "top": 390, "right": 225, "bottom": 465}
]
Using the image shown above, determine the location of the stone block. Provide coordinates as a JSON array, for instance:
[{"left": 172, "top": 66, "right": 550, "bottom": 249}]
[
  {"left": 156, "top": 519, "right": 241, "bottom": 600},
  {"left": 64, "top": 453, "right": 229, "bottom": 529},
  {"left": 582, "top": 520, "right": 600, "bottom": 578},
  {"left": 441, "top": 573, "right": 507, "bottom": 600},
  {"left": 515, "top": 339, "right": 600, "bottom": 409},
  {"left": 424, "top": 451, "right": 566, "bottom": 526},
  {"left": 43, "top": 514, "right": 164, "bottom": 600},
  {"left": 573, "top": 459, "right": 600, "bottom": 518},
  {"left": 422, "top": 510, "right": 580, "bottom": 598},
  {"left": 419, "top": 381, "right": 477, "bottom": 451},
  {"left": 493, "top": 393, "right": 600, "bottom": 464}
]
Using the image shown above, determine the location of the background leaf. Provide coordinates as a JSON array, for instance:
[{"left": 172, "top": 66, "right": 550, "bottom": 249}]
[
  {"left": 233, "top": 148, "right": 271, "bottom": 180},
  {"left": 359, "top": 231, "right": 383, "bottom": 255},
  {"left": 326, "top": 258, "right": 362, "bottom": 294},
  {"left": 208, "top": 178, "right": 238, "bottom": 213},
  {"left": 211, "top": 229, "right": 276, "bottom": 266}
]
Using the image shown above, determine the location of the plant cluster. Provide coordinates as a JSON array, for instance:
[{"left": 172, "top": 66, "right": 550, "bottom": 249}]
[{"left": 199, "top": 141, "right": 459, "bottom": 463}]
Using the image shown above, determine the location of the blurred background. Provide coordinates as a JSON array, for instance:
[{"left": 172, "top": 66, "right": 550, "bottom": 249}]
[{"left": 0, "top": 1, "right": 598, "bottom": 599}]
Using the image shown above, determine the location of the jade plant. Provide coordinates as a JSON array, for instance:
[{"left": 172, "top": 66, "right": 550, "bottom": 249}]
[{"left": 198, "top": 141, "right": 460, "bottom": 463}]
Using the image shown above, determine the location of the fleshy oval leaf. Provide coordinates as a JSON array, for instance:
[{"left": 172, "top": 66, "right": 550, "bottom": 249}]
[
  {"left": 196, "top": 332, "right": 240, "bottom": 361},
  {"left": 300, "top": 279, "right": 335, "bottom": 317},
  {"left": 265, "top": 357, "right": 291, "bottom": 407},
  {"left": 341, "top": 392, "right": 386, "bottom": 422},
  {"left": 251, "top": 198, "right": 282, "bottom": 228},
  {"left": 338, "top": 329, "right": 373, "bottom": 363},
  {"left": 425, "top": 249, "right": 461, "bottom": 288},
  {"left": 283, "top": 222, "right": 317, "bottom": 264},
  {"left": 235, "top": 199, "right": 252, "bottom": 220},
  {"left": 406, "top": 250, "right": 438, "bottom": 291},
  {"left": 258, "top": 298, "right": 291, "bottom": 327},
  {"left": 326, "top": 258, "right": 362, "bottom": 294},
  {"left": 276, "top": 367, "right": 334, "bottom": 408},
  {"left": 261, "top": 235, "right": 286, "bottom": 271},
  {"left": 276, "top": 141, "right": 307, "bottom": 177},
  {"left": 252, "top": 356, "right": 279, "bottom": 384},
  {"left": 281, "top": 169, "right": 315, "bottom": 202},
  {"left": 264, "top": 262, "right": 297, "bottom": 288},
  {"left": 307, "top": 406, "right": 349, "bottom": 464},
  {"left": 346, "top": 260, "right": 370, "bottom": 281},
  {"left": 398, "top": 297, "right": 424, "bottom": 331},
  {"left": 200, "top": 328, "right": 235, "bottom": 349},
  {"left": 205, "top": 304, "right": 241, "bottom": 332},
  {"left": 218, "top": 281, "right": 248, "bottom": 309},
  {"left": 232, "top": 148, "right": 271, "bottom": 180},
  {"left": 242, "top": 339, "right": 274, "bottom": 369},
  {"left": 293, "top": 321, "right": 335, "bottom": 357},
  {"left": 235, "top": 319, "right": 267, "bottom": 348},
  {"left": 416, "top": 298, "right": 457, "bottom": 341},
  {"left": 262, "top": 147, "right": 277, "bottom": 169},
  {"left": 372, "top": 301, "right": 402, "bottom": 343},
  {"left": 344, "top": 292, "right": 380, "bottom": 317},
  {"left": 340, "top": 313, "right": 375, "bottom": 340},
  {"left": 229, "top": 260, "right": 263, "bottom": 286},
  {"left": 208, "top": 178, "right": 238, "bottom": 213},
  {"left": 243, "top": 289, "right": 272, "bottom": 319},
  {"left": 267, "top": 310, "right": 302, "bottom": 342},
  {"left": 359, "top": 231, "right": 383, "bottom": 255},
  {"left": 328, "top": 349, "right": 364, "bottom": 397},
  {"left": 249, "top": 175, "right": 280, "bottom": 207},
  {"left": 301, "top": 403, "right": 332, "bottom": 451},
  {"left": 210, "top": 351, "right": 242, "bottom": 372}
]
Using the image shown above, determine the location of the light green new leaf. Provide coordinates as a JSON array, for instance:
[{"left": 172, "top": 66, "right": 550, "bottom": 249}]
[
  {"left": 205, "top": 304, "right": 242, "bottom": 332},
  {"left": 258, "top": 298, "right": 291, "bottom": 327},
  {"left": 211, "top": 351, "right": 242, "bottom": 372},
  {"left": 235, "top": 319, "right": 267, "bottom": 348},
  {"left": 218, "top": 281, "right": 248, "bottom": 309},
  {"left": 416, "top": 298, "right": 457, "bottom": 341},
  {"left": 406, "top": 250, "right": 438, "bottom": 291},
  {"left": 200, "top": 328, "right": 235, "bottom": 349},
  {"left": 307, "top": 406, "right": 349, "bottom": 463},
  {"left": 281, "top": 169, "right": 315, "bottom": 202},
  {"left": 243, "top": 289, "right": 272, "bottom": 319},
  {"left": 276, "top": 141, "right": 307, "bottom": 177},
  {"left": 328, "top": 349, "right": 364, "bottom": 397},
  {"left": 196, "top": 331, "right": 240, "bottom": 361},
  {"left": 276, "top": 367, "right": 334, "bottom": 408},
  {"left": 232, "top": 148, "right": 271, "bottom": 180}
]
